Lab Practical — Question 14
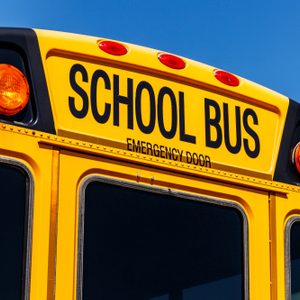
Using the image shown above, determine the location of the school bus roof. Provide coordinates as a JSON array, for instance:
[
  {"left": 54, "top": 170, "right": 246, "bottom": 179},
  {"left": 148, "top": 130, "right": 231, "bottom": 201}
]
[
  {"left": 35, "top": 28, "right": 288, "bottom": 106},
  {"left": 30, "top": 29, "right": 291, "bottom": 181}
]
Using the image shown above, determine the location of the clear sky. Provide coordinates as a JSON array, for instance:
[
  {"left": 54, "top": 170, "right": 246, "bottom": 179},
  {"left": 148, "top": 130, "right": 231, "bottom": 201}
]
[{"left": 2, "top": 0, "right": 300, "bottom": 101}]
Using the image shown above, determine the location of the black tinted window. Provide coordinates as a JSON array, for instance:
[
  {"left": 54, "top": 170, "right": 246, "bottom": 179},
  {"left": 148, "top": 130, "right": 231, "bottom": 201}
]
[
  {"left": 80, "top": 180, "right": 246, "bottom": 300},
  {"left": 0, "top": 162, "right": 29, "bottom": 299},
  {"left": 290, "top": 221, "right": 300, "bottom": 299}
]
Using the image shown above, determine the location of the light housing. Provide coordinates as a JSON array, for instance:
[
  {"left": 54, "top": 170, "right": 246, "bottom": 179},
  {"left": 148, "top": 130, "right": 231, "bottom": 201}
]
[
  {"left": 292, "top": 142, "right": 300, "bottom": 174},
  {"left": 214, "top": 70, "right": 240, "bottom": 87},
  {"left": 158, "top": 53, "right": 186, "bottom": 70},
  {"left": 0, "top": 64, "right": 30, "bottom": 116},
  {"left": 98, "top": 40, "right": 128, "bottom": 56}
]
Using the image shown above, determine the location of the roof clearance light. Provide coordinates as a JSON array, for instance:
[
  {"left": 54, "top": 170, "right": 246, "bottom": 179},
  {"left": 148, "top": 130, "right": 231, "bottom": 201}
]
[
  {"left": 292, "top": 142, "right": 300, "bottom": 174},
  {"left": 0, "top": 64, "right": 30, "bottom": 116},
  {"left": 158, "top": 53, "right": 186, "bottom": 70},
  {"left": 98, "top": 40, "right": 128, "bottom": 56},
  {"left": 214, "top": 70, "right": 240, "bottom": 87}
]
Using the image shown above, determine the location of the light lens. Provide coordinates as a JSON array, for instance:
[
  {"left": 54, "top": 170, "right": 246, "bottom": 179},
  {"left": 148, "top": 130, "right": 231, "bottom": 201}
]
[
  {"left": 98, "top": 40, "right": 128, "bottom": 56},
  {"left": 0, "top": 64, "right": 30, "bottom": 116},
  {"left": 292, "top": 142, "right": 300, "bottom": 174},
  {"left": 158, "top": 53, "right": 186, "bottom": 69},
  {"left": 214, "top": 70, "right": 240, "bottom": 87}
]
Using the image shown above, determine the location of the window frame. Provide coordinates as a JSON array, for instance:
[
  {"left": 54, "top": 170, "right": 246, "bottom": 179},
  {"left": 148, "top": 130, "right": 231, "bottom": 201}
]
[
  {"left": 0, "top": 156, "right": 34, "bottom": 300},
  {"left": 285, "top": 216, "right": 300, "bottom": 300},
  {"left": 76, "top": 175, "right": 249, "bottom": 300}
]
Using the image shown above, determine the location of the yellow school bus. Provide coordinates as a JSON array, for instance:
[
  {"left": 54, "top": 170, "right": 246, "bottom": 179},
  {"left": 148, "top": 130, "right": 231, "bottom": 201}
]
[{"left": 0, "top": 28, "right": 299, "bottom": 300}]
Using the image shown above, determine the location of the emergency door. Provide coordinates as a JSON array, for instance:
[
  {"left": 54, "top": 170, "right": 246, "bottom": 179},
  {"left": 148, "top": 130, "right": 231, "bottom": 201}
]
[{"left": 54, "top": 149, "right": 271, "bottom": 300}]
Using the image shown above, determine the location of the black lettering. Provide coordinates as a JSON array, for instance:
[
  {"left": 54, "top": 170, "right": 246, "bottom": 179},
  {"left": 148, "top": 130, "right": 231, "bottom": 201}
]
[
  {"left": 160, "top": 145, "right": 166, "bottom": 158},
  {"left": 179, "top": 92, "right": 196, "bottom": 144},
  {"left": 141, "top": 141, "right": 147, "bottom": 154},
  {"left": 127, "top": 138, "right": 211, "bottom": 168},
  {"left": 136, "top": 81, "right": 156, "bottom": 134},
  {"left": 192, "top": 153, "right": 198, "bottom": 165},
  {"left": 132, "top": 139, "right": 141, "bottom": 153},
  {"left": 205, "top": 98, "right": 222, "bottom": 148},
  {"left": 178, "top": 150, "right": 184, "bottom": 162},
  {"left": 158, "top": 87, "right": 177, "bottom": 139},
  {"left": 186, "top": 151, "right": 192, "bottom": 163},
  {"left": 165, "top": 147, "right": 173, "bottom": 160},
  {"left": 153, "top": 144, "right": 160, "bottom": 157},
  {"left": 113, "top": 75, "right": 133, "bottom": 129},
  {"left": 223, "top": 103, "right": 242, "bottom": 154},
  {"left": 199, "top": 154, "right": 205, "bottom": 166},
  {"left": 243, "top": 109, "right": 260, "bottom": 158},
  {"left": 146, "top": 143, "right": 153, "bottom": 155},
  {"left": 172, "top": 148, "right": 179, "bottom": 161},
  {"left": 91, "top": 70, "right": 111, "bottom": 124},
  {"left": 69, "top": 64, "right": 89, "bottom": 118},
  {"left": 205, "top": 156, "right": 211, "bottom": 168},
  {"left": 127, "top": 138, "right": 133, "bottom": 151}
]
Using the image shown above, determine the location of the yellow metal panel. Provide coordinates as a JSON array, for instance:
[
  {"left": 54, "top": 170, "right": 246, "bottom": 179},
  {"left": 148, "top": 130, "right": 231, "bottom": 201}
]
[
  {"left": 0, "top": 29, "right": 295, "bottom": 300},
  {"left": 270, "top": 191, "right": 300, "bottom": 300},
  {"left": 35, "top": 29, "right": 289, "bottom": 180},
  {"left": 56, "top": 150, "right": 271, "bottom": 300},
  {"left": 0, "top": 126, "right": 53, "bottom": 300}
]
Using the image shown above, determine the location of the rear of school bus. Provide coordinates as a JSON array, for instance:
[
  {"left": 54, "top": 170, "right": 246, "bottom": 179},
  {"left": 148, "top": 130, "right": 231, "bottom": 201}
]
[{"left": 0, "top": 28, "right": 300, "bottom": 300}]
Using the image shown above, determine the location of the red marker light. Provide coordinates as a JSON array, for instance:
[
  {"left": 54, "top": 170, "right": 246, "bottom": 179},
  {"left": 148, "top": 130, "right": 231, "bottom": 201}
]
[
  {"left": 158, "top": 53, "right": 186, "bottom": 70},
  {"left": 214, "top": 70, "right": 240, "bottom": 87},
  {"left": 98, "top": 40, "right": 128, "bottom": 56}
]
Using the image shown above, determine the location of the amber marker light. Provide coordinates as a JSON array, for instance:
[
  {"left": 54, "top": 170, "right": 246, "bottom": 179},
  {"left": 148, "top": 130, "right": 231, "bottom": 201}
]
[
  {"left": 0, "top": 64, "right": 30, "bottom": 116},
  {"left": 292, "top": 142, "right": 300, "bottom": 174}
]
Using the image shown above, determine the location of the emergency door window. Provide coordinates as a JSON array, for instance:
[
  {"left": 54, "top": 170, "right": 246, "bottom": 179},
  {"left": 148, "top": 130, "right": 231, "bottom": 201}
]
[
  {"left": 79, "top": 179, "right": 246, "bottom": 300},
  {"left": 0, "top": 162, "right": 30, "bottom": 299}
]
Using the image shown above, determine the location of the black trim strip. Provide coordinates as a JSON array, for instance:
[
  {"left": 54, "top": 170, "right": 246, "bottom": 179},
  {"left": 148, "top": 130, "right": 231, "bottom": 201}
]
[
  {"left": 0, "top": 28, "right": 55, "bottom": 134},
  {"left": 274, "top": 99, "right": 300, "bottom": 185}
]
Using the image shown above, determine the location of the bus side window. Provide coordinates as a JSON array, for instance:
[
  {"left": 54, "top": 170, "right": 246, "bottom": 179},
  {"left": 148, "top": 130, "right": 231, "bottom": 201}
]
[
  {"left": 0, "top": 160, "right": 31, "bottom": 299},
  {"left": 289, "top": 220, "right": 300, "bottom": 299}
]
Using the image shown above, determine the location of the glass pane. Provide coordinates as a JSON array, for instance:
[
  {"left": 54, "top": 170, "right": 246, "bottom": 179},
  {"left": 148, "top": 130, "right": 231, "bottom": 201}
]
[
  {"left": 81, "top": 180, "right": 245, "bottom": 300},
  {"left": 0, "top": 163, "right": 28, "bottom": 299},
  {"left": 0, "top": 48, "right": 34, "bottom": 124},
  {"left": 290, "top": 221, "right": 300, "bottom": 299}
]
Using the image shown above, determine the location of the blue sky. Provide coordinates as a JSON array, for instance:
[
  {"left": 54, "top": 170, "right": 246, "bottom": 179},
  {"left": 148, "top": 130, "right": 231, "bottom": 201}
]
[{"left": 2, "top": 0, "right": 300, "bottom": 101}]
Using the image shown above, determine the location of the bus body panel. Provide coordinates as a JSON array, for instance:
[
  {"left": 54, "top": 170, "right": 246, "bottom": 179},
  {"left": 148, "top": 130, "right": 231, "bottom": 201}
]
[
  {"left": 35, "top": 29, "right": 289, "bottom": 181},
  {"left": 0, "top": 28, "right": 300, "bottom": 299},
  {"left": 56, "top": 149, "right": 271, "bottom": 300}
]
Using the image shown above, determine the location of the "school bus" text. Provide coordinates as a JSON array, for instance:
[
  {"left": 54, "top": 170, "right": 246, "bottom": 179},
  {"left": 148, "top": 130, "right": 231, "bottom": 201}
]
[{"left": 68, "top": 63, "right": 260, "bottom": 158}]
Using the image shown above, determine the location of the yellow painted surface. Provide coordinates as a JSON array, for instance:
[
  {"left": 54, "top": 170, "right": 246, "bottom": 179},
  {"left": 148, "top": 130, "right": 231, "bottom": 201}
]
[
  {"left": 0, "top": 125, "right": 292, "bottom": 300},
  {"left": 269, "top": 191, "right": 300, "bottom": 300},
  {"left": 0, "top": 121, "right": 297, "bottom": 300},
  {"left": 0, "top": 127, "right": 53, "bottom": 300},
  {"left": 35, "top": 29, "right": 289, "bottom": 179},
  {"left": 0, "top": 29, "right": 298, "bottom": 299},
  {"left": 56, "top": 150, "right": 272, "bottom": 300}
]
